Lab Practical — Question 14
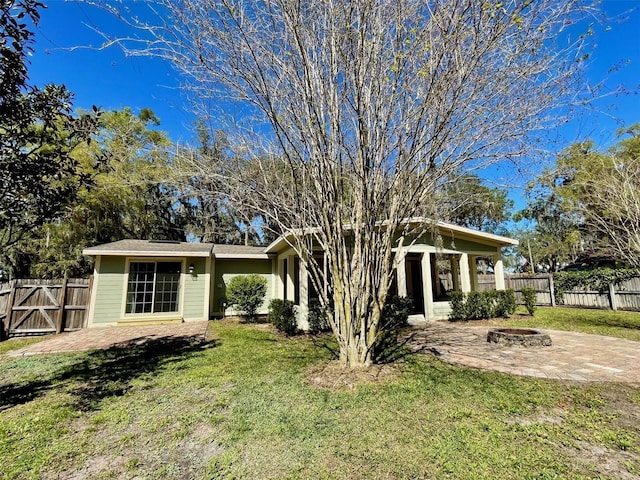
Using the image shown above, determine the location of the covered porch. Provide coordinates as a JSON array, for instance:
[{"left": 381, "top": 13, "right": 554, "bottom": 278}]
[
  {"left": 264, "top": 221, "right": 517, "bottom": 329},
  {"left": 391, "top": 246, "right": 507, "bottom": 323},
  {"left": 270, "top": 246, "right": 507, "bottom": 328}
]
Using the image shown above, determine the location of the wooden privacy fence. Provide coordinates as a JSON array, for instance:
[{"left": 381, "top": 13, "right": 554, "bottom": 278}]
[
  {"left": 505, "top": 275, "right": 555, "bottom": 307},
  {"left": 476, "top": 274, "right": 498, "bottom": 292},
  {"left": 0, "top": 278, "right": 92, "bottom": 339},
  {"left": 502, "top": 274, "right": 640, "bottom": 312}
]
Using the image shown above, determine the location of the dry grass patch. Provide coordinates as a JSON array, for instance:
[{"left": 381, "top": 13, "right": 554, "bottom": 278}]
[{"left": 305, "top": 360, "right": 402, "bottom": 391}]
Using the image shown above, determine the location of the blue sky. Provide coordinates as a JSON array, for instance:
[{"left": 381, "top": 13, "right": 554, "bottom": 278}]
[
  {"left": 29, "top": 1, "right": 195, "bottom": 142},
  {"left": 28, "top": 1, "right": 640, "bottom": 186}
]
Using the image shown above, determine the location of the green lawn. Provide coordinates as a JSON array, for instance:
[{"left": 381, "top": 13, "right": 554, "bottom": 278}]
[
  {"left": 500, "top": 306, "right": 640, "bottom": 342},
  {"left": 0, "top": 318, "right": 639, "bottom": 479},
  {"left": 0, "top": 336, "right": 49, "bottom": 356}
]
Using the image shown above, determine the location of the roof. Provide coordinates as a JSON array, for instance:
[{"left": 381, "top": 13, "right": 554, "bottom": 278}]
[
  {"left": 264, "top": 218, "right": 518, "bottom": 253},
  {"left": 82, "top": 240, "right": 270, "bottom": 259},
  {"left": 432, "top": 220, "right": 519, "bottom": 247},
  {"left": 83, "top": 219, "right": 518, "bottom": 259},
  {"left": 83, "top": 240, "right": 214, "bottom": 257},
  {"left": 212, "top": 244, "right": 269, "bottom": 259}
]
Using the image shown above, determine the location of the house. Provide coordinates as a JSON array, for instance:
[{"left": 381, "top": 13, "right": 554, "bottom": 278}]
[{"left": 82, "top": 220, "right": 518, "bottom": 329}]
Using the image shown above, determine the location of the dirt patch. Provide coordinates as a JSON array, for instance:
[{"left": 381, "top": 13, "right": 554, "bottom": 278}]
[
  {"left": 568, "top": 441, "right": 640, "bottom": 480},
  {"left": 46, "top": 417, "right": 225, "bottom": 480},
  {"left": 565, "top": 385, "right": 640, "bottom": 479},
  {"left": 598, "top": 384, "right": 640, "bottom": 431},
  {"left": 170, "top": 423, "right": 226, "bottom": 470},
  {"left": 507, "top": 407, "right": 567, "bottom": 426},
  {"left": 62, "top": 455, "right": 128, "bottom": 480},
  {"left": 305, "top": 360, "right": 401, "bottom": 391}
]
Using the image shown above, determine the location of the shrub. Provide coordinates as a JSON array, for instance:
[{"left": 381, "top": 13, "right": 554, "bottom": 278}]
[
  {"left": 267, "top": 299, "right": 297, "bottom": 335},
  {"left": 308, "top": 299, "right": 331, "bottom": 334},
  {"left": 372, "top": 295, "right": 413, "bottom": 363},
  {"left": 521, "top": 287, "right": 537, "bottom": 316},
  {"left": 449, "top": 291, "right": 466, "bottom": 321},
  {"left": 381, "top": 295, "right": 413, "bottom": 330},
  {"left": 465, "top": 291, "right": 492, "bottom": 320},
  {"left": 494, "top": 289, "right": 517, "bottom": 318},
  {"left": 449, "top": 289, "right": 517, "bottom": 321},
  {"left": 225, "top": 274, "right": 267, "bottom": 322}
]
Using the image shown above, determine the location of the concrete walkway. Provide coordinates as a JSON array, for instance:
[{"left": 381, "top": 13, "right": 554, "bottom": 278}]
[
  {"left": 409, "top": 322, "right": 640, "bottom": 383},
  {"left": 5, "top": 322, "right": 209, "bottom": 357}
]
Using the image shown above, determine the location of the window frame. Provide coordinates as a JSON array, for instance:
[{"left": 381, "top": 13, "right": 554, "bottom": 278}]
[{"left": 122, "top": 258, "right": 186, "bottom": 318}]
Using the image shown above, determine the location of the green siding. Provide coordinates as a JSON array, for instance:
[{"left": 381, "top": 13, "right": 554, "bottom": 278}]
[
  {"left": 92, "top": 256, "right": 209, "bottom": 325},
  {"left": 92, "top": 256, "right": 126, "bottom": 325},
  {"left": 213, "top": 259, "right": 274, "bottom": 314},
  {"left": 408, "top": 233, "right": 499, "bottom": 254},
  {"left": 438, "top": 234, "right": 499, "bottom": 254},
  {"left": 182, "top": 257, "right": 207, "bottom": 320}
]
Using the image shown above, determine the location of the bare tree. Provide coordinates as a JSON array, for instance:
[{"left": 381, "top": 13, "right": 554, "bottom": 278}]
[
  {"left": 584, "top": 159, "right": 640, "bottom": 268},
  {"left": 101, "top": 0, "right": 593, "bottom": 368},
  {"left": 553, "top": 130, "right": 640, "bottom": 267}
]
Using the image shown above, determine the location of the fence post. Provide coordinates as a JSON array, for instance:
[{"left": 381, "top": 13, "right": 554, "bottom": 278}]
[
  {"left": 608, "top": 282, "right": 618, "bottom": 311},
  {"left": 83, "top": 276, "right": 93, "bottom": 328},
  {"left": 3, "top": 280, "right": 17, "bottom": 339},
  {"left": 548, "top": 274, "right": 556, "bottom": 307},
  {"left": 56, "top": 278, "right": 68, "bottom": 334}
]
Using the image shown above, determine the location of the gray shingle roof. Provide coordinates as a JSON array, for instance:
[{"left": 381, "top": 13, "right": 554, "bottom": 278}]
[
  {"left": 82, "top": 240, "right": 269, "bottom": 258},
  {"left": 83, "top": 240, "right": 215, "bottom": 257},
  {"left": 213, "top": 244, "right": 267, "bottom": 255}
]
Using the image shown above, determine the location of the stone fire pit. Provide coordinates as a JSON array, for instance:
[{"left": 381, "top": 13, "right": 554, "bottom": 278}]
[{"left": 487, "top": 328, "right": 552, "bottom": 347}]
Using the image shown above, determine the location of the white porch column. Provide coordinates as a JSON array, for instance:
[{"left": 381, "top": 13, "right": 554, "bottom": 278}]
[
  {"left": 459, "top": 253, "right": 472, "bottom": 293},
  {"left": 467, "top": 255, "right": 478, "bottom": 291},
  {"left": 493, "top": 253, "right": 506, "bottom": 290},
  {"left": 421, "top": 253, "right": 433, "bottom": 320},
  {"left": 396, "top": 249, "right": 407, "bottom": 297},
  {"left": 286, "top": 255, "right": 296, "bottom": 302},
  {"left": 205, "top": 256, "right": 212, "bottom": 319},
  {"left": 277, "top": 257, "right": 286, "bottom": 299},
  {"left": 297, "top": 259, "right": 309, "bottom": 330}
]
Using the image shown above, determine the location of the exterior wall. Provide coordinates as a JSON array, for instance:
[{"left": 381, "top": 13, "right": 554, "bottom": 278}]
[
  {"left": 89, "top": 255, "right": 208, "bottom": 326},
  {"left": 212, "top": 259, "right": 275, "bottom": 316},
  {"left": 182, "top": 257, "right": 208, "bottom": 321},
  {"left": 87, "top": 228, "right": 509, "bottom": 327},
  {"left": 91, "top": 256, "right": 126, "bottom": 326}
]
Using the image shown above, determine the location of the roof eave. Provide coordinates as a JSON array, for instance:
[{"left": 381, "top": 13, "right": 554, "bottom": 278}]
[
  {"left": 264, "top": 219, "right": 519, "bottom": 252},
  {"left": 82, "top": 249, "right": 213, "bottom": 257},
  {"left": 214, "top": 253, "right": 273, "bottom": 259}
]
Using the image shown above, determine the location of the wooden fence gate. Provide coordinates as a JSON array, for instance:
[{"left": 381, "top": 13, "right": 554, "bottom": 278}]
[{"left": 0, "top": 278, "right": 92, "bottom": 339}]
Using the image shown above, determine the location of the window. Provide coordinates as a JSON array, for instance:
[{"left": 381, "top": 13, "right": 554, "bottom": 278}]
[{"left": 126, "top": 261, "right": 181, "bottom": 314}]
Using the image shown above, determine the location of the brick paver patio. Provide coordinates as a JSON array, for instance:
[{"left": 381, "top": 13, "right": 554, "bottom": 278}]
[
  {"left": 5, "top": 321, "right": 209, "bottom": 357},
  {"left": 409, "top": 322, "right": 640, "bottom": 383}
]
